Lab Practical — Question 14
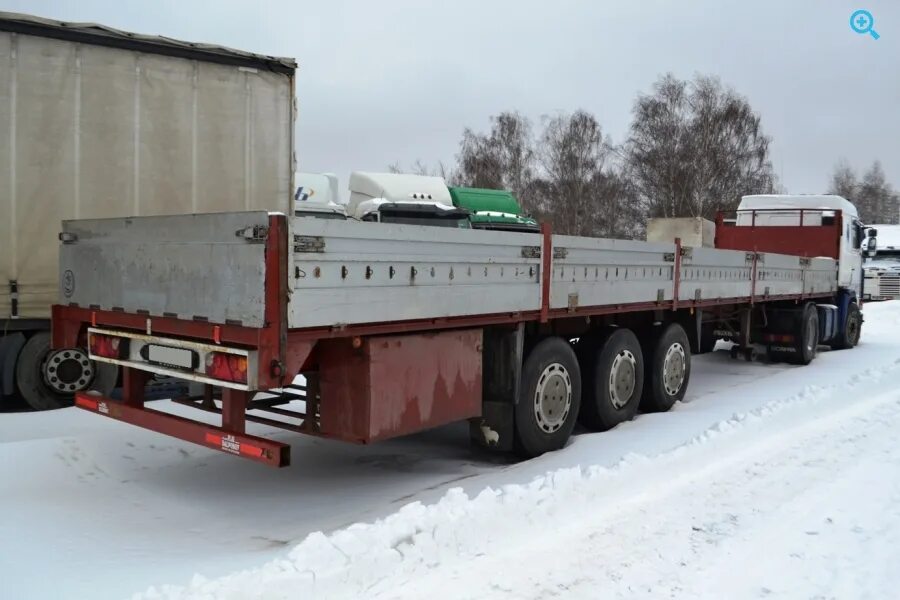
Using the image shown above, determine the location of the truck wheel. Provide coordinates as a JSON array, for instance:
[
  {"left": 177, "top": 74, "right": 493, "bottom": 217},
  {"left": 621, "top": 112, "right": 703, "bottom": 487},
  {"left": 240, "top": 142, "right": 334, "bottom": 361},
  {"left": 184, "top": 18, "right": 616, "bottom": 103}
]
[
  {"left": 789, "top": 303, "right": 819, "bottom": 365},
  {"left": 514, "top": 337, "right": 581, "bottom": 458},
  {"left": 578, "top": 328, "right": 644, "bottom": 431},
  {"left": 15, "top": 332, "right": 117, "bottom": 410},
  {"left": 640, "top": 323, "right": 691, "bottom": 413},
  {"left": 830, "top": 302, "right": 861, "bottom": 350}
]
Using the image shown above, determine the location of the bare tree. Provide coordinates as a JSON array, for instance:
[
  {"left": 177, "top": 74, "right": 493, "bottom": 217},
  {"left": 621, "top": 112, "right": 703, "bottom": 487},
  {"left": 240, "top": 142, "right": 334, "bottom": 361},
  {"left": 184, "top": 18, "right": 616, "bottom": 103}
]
[
  {"left": 455, "top": 112, "right": 536, "bottom": 209},
  {"left": 829, "top": 160, "right": 899, "bottom": 224},
  {"left": 530, "top": 110, "right": 637, "bottom": 237},
  {"left": 859, "top": 161, "right": 899, "bottom": 224},
  {"left": 625, "top": 74, "right": 776, "bottom": 221},
  {"left": 829, "top": 160, "right": 858, "bottom": 199}
]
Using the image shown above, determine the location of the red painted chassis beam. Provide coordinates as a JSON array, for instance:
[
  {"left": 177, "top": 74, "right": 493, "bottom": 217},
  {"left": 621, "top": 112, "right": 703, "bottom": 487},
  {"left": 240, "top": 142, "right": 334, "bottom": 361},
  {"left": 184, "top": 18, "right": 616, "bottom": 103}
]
[{"left": 74, "top": 392, "right": 290, "bottom": 467}]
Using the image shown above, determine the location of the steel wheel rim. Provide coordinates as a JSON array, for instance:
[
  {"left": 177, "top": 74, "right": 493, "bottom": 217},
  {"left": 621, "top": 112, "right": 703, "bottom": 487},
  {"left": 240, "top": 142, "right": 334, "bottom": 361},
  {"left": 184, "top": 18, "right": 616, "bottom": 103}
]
[
  {"left": 43, "top": 348, "right": 94, "bottom": 394},
  {"left": 533, "top": 362, "right": 572, "bottom": 434},
  {"left": 662, "top": 342, "right": 686, "bottom": 396},
  {"left": 608, "top": 350, "right": 636, "bottom": 410}
]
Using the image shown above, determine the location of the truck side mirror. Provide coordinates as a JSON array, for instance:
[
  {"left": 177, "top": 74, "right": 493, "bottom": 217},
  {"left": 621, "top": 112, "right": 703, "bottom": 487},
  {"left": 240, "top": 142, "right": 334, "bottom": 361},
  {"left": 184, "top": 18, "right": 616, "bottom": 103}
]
[{"left": 865, "top": 236, "right": 877, "bottom": 257}]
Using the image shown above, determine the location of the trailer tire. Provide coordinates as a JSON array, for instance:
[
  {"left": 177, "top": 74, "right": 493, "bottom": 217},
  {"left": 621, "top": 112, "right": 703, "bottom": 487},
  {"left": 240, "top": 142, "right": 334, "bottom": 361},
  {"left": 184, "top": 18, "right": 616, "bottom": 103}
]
[
  {"left": 789, "top": 303, "right": 819, "bottom": 365},
  {"left": 830, "top": 302, "right": 861, "bottom": 350},
  {"left": 640, "top": 323, "right": 691, "bottom": 413},
  {"left": 578, "top": 328, "right": 644, "bottom": 431},
  {"left": 15, "top": 332, "right": 117, "bottom": 411},
  {"left": 514, "top": 337, "right": 581, "bottom": 458}
]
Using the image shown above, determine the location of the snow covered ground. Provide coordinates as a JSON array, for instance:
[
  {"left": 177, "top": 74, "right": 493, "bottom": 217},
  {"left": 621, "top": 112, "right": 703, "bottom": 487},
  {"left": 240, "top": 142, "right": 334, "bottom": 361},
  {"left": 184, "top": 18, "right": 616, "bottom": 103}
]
[{"left": 3, "top": 301, "right": 900, "bottom": 600}]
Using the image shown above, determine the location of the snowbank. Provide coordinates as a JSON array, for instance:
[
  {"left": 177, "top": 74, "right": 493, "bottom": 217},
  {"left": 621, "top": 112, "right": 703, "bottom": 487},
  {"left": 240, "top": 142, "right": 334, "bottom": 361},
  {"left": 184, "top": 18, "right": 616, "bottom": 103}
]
[{"left": 137, "top": 353, "right": 900, "bottom": 600}]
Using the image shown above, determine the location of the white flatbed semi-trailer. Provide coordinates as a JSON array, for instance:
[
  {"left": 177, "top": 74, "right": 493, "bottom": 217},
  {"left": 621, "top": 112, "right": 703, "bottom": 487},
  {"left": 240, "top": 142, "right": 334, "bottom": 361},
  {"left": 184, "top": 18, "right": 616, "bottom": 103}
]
[{"left": 52, "top": 195, "right": 866, "bottom": 466}]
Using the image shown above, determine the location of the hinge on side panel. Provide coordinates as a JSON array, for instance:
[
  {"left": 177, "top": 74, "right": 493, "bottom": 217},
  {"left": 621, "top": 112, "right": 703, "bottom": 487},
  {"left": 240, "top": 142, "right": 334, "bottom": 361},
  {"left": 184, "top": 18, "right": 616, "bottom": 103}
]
[
  {"left": 567, "top": 293, "right": 579, "bottom": 312},
  {"left": 58, "top": 232, "right": 78, "bottom": 244},
  {"left": 521, "top": 246, "right": 541, "bottom": 259},
  {"left": 799, "top": 257, "right": 811, "bottom": 267},
  {"left": 553, "top": 247, "right": 568, "bottom": 259},
  {"left": 663, "top": 246, "right": 692, "bottom": 262},
  {"left": 235, "top": 225, "right": 269, "bottom": 243},
  {"left": 745, "top": 251, "right": 765, "bottom": 265},
  {"left": 293, "top": 235, "right": 325, "bottom": 253}
]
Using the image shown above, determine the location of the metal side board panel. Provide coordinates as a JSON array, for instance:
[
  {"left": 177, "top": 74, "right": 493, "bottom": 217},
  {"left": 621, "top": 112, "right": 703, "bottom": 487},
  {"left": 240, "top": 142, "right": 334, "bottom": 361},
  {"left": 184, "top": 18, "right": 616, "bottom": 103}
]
[
  {"left": 289, "top": 219, "right": 543, "bottom": 329},
  {"left": 60, "top": 212, "right": 270, "bottom": 327},
  {"left": 549, "top": 235, "right": 676, "bottom": 310}
]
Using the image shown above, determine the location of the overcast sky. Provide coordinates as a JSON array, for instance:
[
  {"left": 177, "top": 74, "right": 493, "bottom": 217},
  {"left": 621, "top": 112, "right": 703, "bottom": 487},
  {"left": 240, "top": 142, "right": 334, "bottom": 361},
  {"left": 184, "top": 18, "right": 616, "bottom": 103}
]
[{"left": 3, "top": 0, "right": 898, "bottom": 194}]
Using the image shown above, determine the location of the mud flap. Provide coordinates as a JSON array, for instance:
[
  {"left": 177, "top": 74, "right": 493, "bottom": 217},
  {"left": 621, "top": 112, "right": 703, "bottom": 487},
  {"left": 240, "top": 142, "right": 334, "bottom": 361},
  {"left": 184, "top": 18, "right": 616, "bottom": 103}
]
[{"left": 0, "top": 333, "right": 25, "bottom": 397}]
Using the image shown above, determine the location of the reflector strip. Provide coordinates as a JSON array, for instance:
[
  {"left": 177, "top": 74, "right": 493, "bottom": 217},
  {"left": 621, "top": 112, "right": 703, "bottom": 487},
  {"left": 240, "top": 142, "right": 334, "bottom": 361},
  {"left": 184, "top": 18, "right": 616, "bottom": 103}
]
[
  {"left": 204, "top": 433, "right": 264, "bottom": 457},
  {"left": 76, "top": 396, "right": 98, "bottom": 410}
]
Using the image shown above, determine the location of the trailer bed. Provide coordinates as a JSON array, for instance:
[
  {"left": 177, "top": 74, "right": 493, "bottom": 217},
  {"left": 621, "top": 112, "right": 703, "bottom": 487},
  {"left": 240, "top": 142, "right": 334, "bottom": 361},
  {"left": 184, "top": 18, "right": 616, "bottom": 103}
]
[{"left": 59, "top": 212, "right": 838, "bottom": 335}]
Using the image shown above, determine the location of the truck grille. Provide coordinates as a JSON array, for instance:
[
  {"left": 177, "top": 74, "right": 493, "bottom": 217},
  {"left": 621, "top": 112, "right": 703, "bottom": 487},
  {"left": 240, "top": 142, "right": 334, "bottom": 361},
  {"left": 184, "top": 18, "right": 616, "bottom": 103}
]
[{"left": 880, "top": 273, "right": 900, "bottom": 297}]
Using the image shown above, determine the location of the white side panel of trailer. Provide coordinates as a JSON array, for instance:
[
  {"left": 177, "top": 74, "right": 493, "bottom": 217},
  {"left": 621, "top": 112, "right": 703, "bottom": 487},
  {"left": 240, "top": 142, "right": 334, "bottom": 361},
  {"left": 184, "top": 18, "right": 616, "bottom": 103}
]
[
  {"left": 679, "top": 247, "right": 753, "bottom": 302},
  {"left": 0, "top": 31, "right": 294, "bottom": 319},
  {"left": 59, "top": 212, "right": 271, "bottom": 327},
  {"left": 550, "top": 235, "right": 675, "bottom": 310},
  {"left": 289, "top": 219, "right": 542, "bottom": 328},
  {"left": 805, "top": 257, "right": 839, "bottom": 296}
]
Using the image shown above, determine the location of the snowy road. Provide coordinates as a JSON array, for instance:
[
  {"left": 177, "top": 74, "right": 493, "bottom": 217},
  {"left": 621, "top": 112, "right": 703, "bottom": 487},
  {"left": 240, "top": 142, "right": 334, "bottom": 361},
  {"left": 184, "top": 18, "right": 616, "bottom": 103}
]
[{"left": 3, "top": 301, "right": 900, "bottom": 599}]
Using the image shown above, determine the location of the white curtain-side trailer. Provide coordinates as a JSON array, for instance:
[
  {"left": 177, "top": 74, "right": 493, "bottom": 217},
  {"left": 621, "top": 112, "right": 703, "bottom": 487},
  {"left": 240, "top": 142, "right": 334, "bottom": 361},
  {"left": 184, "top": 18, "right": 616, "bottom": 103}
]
[{"left": 0, "top": 12, "right": 296, "bottom": 409}]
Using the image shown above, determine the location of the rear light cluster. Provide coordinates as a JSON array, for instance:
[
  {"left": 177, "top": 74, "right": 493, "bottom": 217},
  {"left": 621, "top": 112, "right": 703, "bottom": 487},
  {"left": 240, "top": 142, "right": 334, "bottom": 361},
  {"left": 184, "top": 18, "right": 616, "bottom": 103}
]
[
  {"left": 205, "top": 352, "right": 248, "bottom": 384},
  {"left": 89, "top": 333, "right": 127, "bottom": 359}
]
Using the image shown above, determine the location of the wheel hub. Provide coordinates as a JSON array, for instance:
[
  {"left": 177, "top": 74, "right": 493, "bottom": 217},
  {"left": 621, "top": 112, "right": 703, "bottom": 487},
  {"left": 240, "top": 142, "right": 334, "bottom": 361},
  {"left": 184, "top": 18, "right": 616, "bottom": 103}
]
[
  {"left": 533, "top": 362, "right": 572, "bottom": 434},
  {"left": 662, "top": 342, "right": 686, "bottom": 396},
  {"left": 43, "top": 348, "right": 94, "bottom": 395},
  {"left": 608, "top": 350, "right": 636, "bottom": 409}
]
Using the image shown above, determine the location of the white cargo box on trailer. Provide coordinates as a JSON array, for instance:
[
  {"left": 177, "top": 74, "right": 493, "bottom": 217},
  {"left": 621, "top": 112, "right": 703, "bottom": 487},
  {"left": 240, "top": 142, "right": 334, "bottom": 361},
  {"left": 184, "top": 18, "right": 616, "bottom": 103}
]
[{"left": 0, "top": 12, "right": 296, "bottom": 319}]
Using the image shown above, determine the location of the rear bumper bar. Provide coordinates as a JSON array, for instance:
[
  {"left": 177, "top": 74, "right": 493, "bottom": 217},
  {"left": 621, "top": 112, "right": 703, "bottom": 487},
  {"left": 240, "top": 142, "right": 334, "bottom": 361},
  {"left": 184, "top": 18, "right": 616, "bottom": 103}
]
[{"left": 75, "top": 391, "right": 290, "bottom": 467}]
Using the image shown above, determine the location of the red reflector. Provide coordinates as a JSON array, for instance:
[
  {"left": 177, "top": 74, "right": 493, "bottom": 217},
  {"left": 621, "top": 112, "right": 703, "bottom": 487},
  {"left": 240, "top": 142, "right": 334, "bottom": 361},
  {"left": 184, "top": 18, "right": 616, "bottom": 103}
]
[
  {"left": 89, "top": 333, "right": 125, "bottom": 359},
  {"left": 205, "top": 352, "right": 248, "bottom": 384},
  {"left": 76, "top": 396, "right": 98, "bottom": 410}
]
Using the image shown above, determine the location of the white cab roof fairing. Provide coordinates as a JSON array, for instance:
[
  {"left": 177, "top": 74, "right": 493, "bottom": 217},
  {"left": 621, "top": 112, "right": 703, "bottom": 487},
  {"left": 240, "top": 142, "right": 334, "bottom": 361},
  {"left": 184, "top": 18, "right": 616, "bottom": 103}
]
[
  {"left": 347, "top": 172, "right": 453, "bottom": 218},
  {"left": 739, "top": 195, "right": 858, "bottom": 219},
  {"left": 294, "top": 172, "right": 346, "bottom": 216}
]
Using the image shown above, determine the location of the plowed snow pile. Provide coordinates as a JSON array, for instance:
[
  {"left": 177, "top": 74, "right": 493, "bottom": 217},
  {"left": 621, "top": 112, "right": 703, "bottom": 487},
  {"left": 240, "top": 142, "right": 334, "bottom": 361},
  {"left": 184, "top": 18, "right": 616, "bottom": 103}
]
[{"left": 133, "top": 301, "right": 900, "bottom": 600}]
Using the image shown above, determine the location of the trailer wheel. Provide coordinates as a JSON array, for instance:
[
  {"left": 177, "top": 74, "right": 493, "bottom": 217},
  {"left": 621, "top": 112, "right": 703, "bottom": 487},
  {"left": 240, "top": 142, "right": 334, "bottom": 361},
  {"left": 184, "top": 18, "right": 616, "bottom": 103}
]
[
  {"left": 640, "top": 323, "right": 691, "bottom": 413},
  {"left": 579, "top": 328, "right": 644, "bottom": 431},
  {"left": 15, "top": 332, "right": 117, "bottom": 410},
  {"left": 789, "top": 303, "right": 819, "bottom": 365},
  {"left": 514, "top": 337, "right": 581, "bottom": 458},
  {"left": 830, "top": 302, "right": 861, "bottom": 350}
]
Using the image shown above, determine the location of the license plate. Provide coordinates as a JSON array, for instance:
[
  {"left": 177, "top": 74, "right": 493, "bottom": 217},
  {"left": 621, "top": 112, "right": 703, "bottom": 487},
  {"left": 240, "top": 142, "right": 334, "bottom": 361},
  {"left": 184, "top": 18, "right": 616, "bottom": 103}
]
[{"left": 146, "top": 344, "right": 196, "bottom": 370}]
